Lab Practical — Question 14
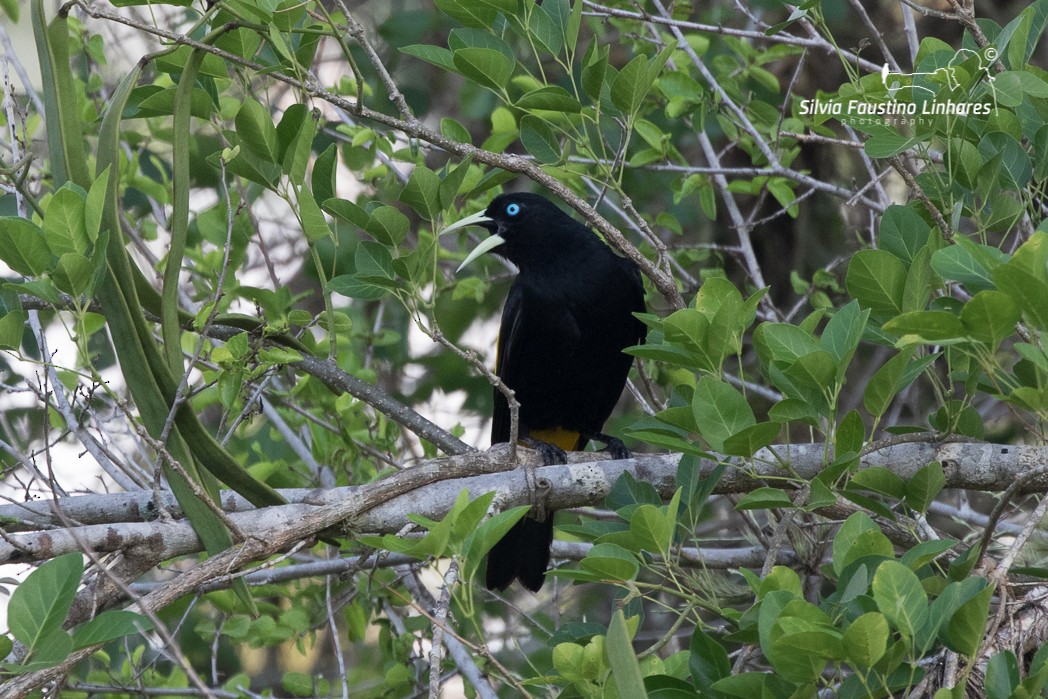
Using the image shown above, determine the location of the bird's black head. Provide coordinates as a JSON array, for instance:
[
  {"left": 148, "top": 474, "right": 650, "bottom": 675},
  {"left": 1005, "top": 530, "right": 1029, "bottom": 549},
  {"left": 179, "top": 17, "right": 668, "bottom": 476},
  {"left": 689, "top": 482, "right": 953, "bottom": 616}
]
[
  {"left": 481, "top": 192, "right": 558, "bottom": 234},
  {"left": 441, "top": 193, "right": 587, "bottom": 272}
]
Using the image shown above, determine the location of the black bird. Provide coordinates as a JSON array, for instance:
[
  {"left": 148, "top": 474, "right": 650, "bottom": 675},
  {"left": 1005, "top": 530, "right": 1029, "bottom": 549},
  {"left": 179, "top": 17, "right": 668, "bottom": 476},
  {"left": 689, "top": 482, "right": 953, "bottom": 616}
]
[{"left": 442, "top": 193, "right": 646, "bottom": 592}]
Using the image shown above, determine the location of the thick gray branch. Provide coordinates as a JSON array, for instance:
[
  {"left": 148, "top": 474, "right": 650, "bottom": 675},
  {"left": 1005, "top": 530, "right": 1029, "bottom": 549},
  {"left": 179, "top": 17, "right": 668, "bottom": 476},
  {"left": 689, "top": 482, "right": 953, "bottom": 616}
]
[{"left": 0, "top": 441, "right": 1038, "bottom": 564}]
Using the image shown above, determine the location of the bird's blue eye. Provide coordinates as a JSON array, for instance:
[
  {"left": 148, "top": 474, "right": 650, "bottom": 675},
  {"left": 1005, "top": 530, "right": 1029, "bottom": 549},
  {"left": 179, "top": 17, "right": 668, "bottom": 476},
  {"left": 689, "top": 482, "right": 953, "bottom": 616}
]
[{"left": 506, "top": 203, "right": 521, "bottom": 216}]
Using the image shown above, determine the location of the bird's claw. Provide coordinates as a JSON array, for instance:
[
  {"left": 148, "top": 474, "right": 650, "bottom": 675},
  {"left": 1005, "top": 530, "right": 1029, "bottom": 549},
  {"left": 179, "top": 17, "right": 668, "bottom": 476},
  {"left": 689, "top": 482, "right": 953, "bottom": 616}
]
[
  {"left": 523, "top": 437, "right": 568, "bottom": 466},
  {"left": 589, "top": 433, "right": 631, "bottom": 460}
]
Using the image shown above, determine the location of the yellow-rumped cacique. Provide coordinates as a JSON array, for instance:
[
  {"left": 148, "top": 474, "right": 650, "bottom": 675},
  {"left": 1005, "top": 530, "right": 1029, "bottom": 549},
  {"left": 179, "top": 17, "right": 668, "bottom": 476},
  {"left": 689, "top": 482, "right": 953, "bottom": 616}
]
[{"left": 441, "top": 192, "right": 646, "bottom": 592}]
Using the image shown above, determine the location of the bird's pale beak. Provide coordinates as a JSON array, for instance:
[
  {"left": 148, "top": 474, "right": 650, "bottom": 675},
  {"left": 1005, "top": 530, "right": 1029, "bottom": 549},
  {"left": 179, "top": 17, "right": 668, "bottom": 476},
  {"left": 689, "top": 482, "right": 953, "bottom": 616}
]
[{"left": 439, "top": 210, "right": 505, "bottom": 272}]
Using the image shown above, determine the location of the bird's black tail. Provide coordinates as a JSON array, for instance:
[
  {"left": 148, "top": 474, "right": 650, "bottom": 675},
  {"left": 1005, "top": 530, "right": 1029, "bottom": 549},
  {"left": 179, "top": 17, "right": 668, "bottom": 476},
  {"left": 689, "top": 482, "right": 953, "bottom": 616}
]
[{"left": 485, "top": 515, "right": 555, "bottom": 592}]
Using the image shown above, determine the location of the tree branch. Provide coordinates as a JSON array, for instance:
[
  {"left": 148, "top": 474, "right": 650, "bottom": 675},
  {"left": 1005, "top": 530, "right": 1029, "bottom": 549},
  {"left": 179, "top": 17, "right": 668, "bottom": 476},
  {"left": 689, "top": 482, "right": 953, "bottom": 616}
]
[
  {"left": 2, "top": 441, "right": 1043, "bottom": 564},
  {"left": 67, "top": 0, "right": 684, "bottom": 310}
]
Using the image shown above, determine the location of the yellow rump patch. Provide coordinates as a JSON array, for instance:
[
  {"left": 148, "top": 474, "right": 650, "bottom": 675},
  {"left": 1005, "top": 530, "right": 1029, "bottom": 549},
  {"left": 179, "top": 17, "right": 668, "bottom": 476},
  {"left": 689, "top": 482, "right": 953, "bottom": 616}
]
[{"left": 527, "top": 427, "right": 583, "bottom": 451}]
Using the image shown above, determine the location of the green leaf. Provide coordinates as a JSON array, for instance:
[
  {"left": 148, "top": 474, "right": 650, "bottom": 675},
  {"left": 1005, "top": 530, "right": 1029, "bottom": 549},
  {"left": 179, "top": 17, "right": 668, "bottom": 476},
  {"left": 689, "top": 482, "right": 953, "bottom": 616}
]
[
  {"left": 553, "top": 636, "right": 607, "bottom": 682},
  {"left": 992, "top": 263, "right": 1048, "bottom": 331},
  {"left": 131, "top": 85, "right": 214, "bottom": 119},
  {"left": 0, "top": 290, "right": 26, "bottom": 350},
  {"left": 323, "top": 198, "right": 368, "bottom": 228},
  {"left": 0, "top": 217, "right": 55, "bottom": 276},
  {"left": 528, "top": 0, "right": 564, "bottom": 55},
  {"left": 947, "top": 137, "right": 984, "bottom": 191},
  {"left": 452, "top": 47, "right": 514, "bottom": 91},
  {"left": 23, "top": 626, "right": 72, "bottom": 666},
  {"left": 362, "top": 492, "right": 472, "bottom": 559},
  {"left": 8, "top": 553, "right": 83, "bottom": 651},
  {"left": 438, "top": 156, "right": 473, "bottom": 210},
  {"left": 945, "top": 582, "right": 993, "bottom": 656},
  {"left": 832, "top": 512, "right": 880, "bottom": 575},
  {"left": 864, "top": 130, "right": 920, "bottom": 158},
  {"left": 610, "top": 54, "right": 650, "bottom": 115},
  {"left": 692, "top": 377, "right": 755, "bottom": 453},
  {"left": 281, "top": 106, "right": 316, "bottom": 183},
  {"left": 581, "top": 41, "right": 609, "bottom": 102},
  {"left": 84, "top": 167, "right": 110, "bottom": 243},
  {"left": 72, "top": 610, "right": 154, "bottom": 649},
  {"left": 355, "top": 240, "right": 395, "bottom": 281},
  {"left": 961, "top": 290, "right": 1019, "bottom": 345},
  {"left": 780, "top": 350, "right": 837, "bottom": 410},
  {"left": 711, "top": 673, "right": 797, "bottom": 697},
  {"left": 1010, "top": 231, "right": 1048, "bottom": 277},
  {"left": 902, "top": 245, "right": 933, "bottom": 313},
  {"left": 608, "top": 470, "right": 663, "bottom": 509},
  {"left": 0, "top": 0, "right": 18, "bottom": 21},
  {"left": 34, "top": 0, "right": 91, "bottom": 188},
  {"left": 328, "top": 274, "right": 386, "bottom": 301},
  {"left": 872, "top": 560, "right": 929, "bottom": 638},
  {"left": 663, "top": 308, "right": 713, "bottom": 369},
  {"left": 850, "top": 467, "right": 905, "bottom": 499},
  {"left": 462, "top": 505, "right": 529, "bottom": 576},
  {"left": 52, "top": 253, "right": 94, "bottom": 296},
  {"left": 863, "top": 348, "right": 937, "bottom": 418},
  {"left": 295, "top": 186, "right": 331, "bottom": 243},
  {"left": 879, "top": 205, "right": 930, "bottom": 265},
  {"left": 754, "top": 322, "right": 819, "bottom": 366},
  {"left": 985, "top": 650, "right": 1020, "bottom": 699},
  {"left": 565, "top": 0, "right": 582, "bottom": 53},
  {"left": 706, "top": 285, "right": 760, "bottom": 365},
  {"left": 760, "top": 566, "right": 804, "bottom": 598},
  {"left": 690, "top": 627, "right": 730, "bottom": 690},
  {"left": 846, "top": 249, "right": 906, "bottom": 316},
  {"left": 882, "top": 310, "right": 965, "bottom": 343},
  {"left": 578, "top": 543, "right": 640, "bottom": 582},
  {"left": 400, "top": 166, "right": 442, "bottom": 220},
  {"left": 516, "top": 85, "right": 582, "bottom": 113},
  {"left": 235, "top": 99, "right": 279, "bottom": 163},
  {"left": 1034, "top": 124, "right": 1048, "bottom": 181},
  {"left": 1017, "top": 341, "right": 1048, "bottom": 374},
  {"left": 311, "top": 144, "right": 337, "bottom": 207},
  {"left": 606, "top": 611, "right": 646, "bottom": 698},
  {"left": 820, "top": 300, "right": 868, "bottom": 366},
  {"left": 978, "top": 131, "right": 1032, "bottom": 188},
  {"left": 1006, "top": 0, "right": 1048, "bottom": 67},
  {"left": 366, "top": 206, "right": 410, "bottom": 247},
  {"left": 400, "top": 44, "right": 455, "bottom": 72},
  {"left": 434, "top": 0, "right": 516, "bottom": 27},
  {"left": 43, "top": 185, "right": 88, "bottom": 256},
  {"left": 766, "top": 601, "right": 841, "bottom": 682},
  {"left": 837, "top": 528, "right": 895, "bottom": 572},
  {"left": 519, "top": 115, "right": 560, "bottom": 164},
  {"left": 722, "top": 422, "right": 780, "bottom": 457},
  {"left": 843, "top": 612, "right": 889, "bottom": 668},
  {"left": 836, "top": 409, "right": 865, "bottom": 455},
  {"left": 900, "top": 538, "right": 956, "bottom": 571},
  {"left": 440, "top": 117, "right": 472, "bottom": 145},
  {"left": 629, "top": 503, "right": 673, "bottom": 554},
  {"left": 930, "top": 240, "right": 1006, "bottom": 293},
  {"left": 906, "top": 461, "right": 945, "bottom": 513},
  {"left": 735, "top": 487, "right": 793, "bottom": 510},
  {"left": 645, "top": 44, "right": 676, "bottom": 94}
]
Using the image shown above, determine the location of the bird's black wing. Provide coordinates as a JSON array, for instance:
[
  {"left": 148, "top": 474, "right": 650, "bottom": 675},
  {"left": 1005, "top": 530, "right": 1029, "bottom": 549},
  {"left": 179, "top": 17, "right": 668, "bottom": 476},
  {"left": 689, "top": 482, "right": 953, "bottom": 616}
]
[
  {"left": 490, "top": 280, "right": 523, "bottom": 446},
  {"left": 486, "top": 280, "right": 581, "bottom": 592},
  {"left": 490, "top": 279, "right": 584, "bottom": 447}
]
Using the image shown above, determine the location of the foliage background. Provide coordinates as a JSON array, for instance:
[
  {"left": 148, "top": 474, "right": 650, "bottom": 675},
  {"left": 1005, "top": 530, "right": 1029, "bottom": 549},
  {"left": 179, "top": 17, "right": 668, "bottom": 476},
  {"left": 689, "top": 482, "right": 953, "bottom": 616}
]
[{"left": 1, "top": 0, "right": 1048, "bottom": 696}]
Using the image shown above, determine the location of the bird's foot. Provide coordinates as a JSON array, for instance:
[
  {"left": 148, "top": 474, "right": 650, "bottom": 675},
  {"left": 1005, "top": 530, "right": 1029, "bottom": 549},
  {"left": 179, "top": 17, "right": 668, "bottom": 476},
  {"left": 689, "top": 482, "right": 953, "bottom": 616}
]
[
  {"left": 522, "top": 437, "right": 568, "bottom": 466},
  {"left": 588, "top": 433, "right": 631, "bottom": 460}
]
